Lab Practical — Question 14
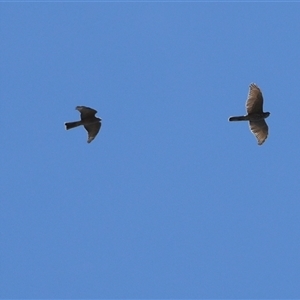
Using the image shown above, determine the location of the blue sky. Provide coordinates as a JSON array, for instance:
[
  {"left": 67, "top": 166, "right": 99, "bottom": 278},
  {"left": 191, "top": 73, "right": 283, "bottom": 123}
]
[{"left": 1, "top": 2, "right": 300, "bottom": 299}]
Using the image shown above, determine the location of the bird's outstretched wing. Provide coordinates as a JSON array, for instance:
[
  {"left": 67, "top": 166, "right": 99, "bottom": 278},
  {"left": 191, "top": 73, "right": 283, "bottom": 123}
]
[
  {"left": 76, "top": 106, "right": 98, "bottom": 119},
  {"left": 84, "top": 122, "right": 101, "bottom": 143},
  {"left": 246, "top": 83, "right": 264, "bottom": 114},
  {"left": 249, "top": 120, "right": 268, "bottom": 145}
]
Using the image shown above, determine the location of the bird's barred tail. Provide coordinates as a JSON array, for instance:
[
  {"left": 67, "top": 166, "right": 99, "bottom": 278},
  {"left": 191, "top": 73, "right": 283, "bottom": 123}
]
[
  {"left": 228, "top": 116, "right": 247, "bottom": 121},
  {"left": 65, "top": 121, "right": 82, "bottom": 130}
]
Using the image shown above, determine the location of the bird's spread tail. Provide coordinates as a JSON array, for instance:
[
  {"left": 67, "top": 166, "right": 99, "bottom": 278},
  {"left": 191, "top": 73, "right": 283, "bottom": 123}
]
[
  {"left": 228, "top": 116, "right": 247, "bottom": 121},
  {"left": 65, "top": 121, "right": 82, "bottom": 130}
]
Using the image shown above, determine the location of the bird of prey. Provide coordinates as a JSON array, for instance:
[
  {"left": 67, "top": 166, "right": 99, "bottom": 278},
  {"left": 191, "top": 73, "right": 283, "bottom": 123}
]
[
  {"left": 228, "top": 83, "right": 270, "bottom": 145},
  {"left": 65, "top": 106, "right": 102, "bottom": 143}
]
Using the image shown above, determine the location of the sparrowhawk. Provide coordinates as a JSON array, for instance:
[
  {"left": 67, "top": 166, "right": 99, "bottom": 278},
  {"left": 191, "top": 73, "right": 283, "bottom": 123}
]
[
  {"left": 65, "top": 106, "right": 102, "bottom": 143},
  {"left": 229, "top": 83, "right": 270, "bottom": 145}
]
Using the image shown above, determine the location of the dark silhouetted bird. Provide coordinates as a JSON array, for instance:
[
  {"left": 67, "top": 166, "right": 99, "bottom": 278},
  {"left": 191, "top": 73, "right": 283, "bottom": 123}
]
[
  {"left": 229, "top": 83, "right": 270, "bottom": 145},
  {"left": 65, "top": 106, "right": 102, "bottom": 143}
]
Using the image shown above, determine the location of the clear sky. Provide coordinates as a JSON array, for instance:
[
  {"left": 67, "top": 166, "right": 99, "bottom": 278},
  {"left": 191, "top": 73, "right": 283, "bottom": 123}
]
[{"left": 1, "top": 2, "right": 300, "bottom": 299}]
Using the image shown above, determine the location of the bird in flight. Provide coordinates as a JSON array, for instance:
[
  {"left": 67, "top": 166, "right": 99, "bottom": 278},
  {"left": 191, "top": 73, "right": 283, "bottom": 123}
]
[
  {"left": 65, "top": 106, "right": 102, "bottom": 143},
  {"left": 228, "top": 83, "right": 270, "bottom": 145}
]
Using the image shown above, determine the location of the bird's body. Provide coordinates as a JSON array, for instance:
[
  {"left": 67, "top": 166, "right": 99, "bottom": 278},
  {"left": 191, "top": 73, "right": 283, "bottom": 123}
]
[
  {"left": 229, "top": 112, "right": 270, "bottom": 122},
  {"left": 65, "top": 106, "right": 102, "bottom": 143},
  {"left": 228, "top": 83, "right": 270, "bottom": 145}
]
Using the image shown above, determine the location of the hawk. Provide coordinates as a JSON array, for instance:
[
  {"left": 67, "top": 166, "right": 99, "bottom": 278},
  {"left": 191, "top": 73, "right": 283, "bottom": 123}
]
[
  {"left": 228, "top": 83, "right": 270, "bottom": 145},
  {"left": 65, "top": 106, "right": 102, "bottom": 143}
]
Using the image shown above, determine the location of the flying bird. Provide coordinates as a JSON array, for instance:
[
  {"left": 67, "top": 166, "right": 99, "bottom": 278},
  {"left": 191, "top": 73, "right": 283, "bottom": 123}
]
[
  {"left": 228, "top": 83, "right": 270, "bottom": 145},
  {"left": 65, "top": 106, "right": 102, "bottom": 143}
]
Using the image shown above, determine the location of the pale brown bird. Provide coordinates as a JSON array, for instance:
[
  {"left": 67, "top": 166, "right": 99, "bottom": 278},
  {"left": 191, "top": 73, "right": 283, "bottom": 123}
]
[
  {"left": 229, "top": 83, "right": 270, "bottom": 145},
  {"left": 65, "top": 106, "right": 102, "bottom": 143}
]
